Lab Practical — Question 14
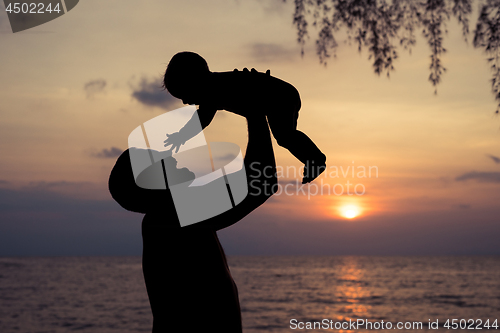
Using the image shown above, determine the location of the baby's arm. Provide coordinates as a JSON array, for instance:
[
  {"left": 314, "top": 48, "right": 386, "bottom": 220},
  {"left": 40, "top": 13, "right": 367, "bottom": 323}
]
[
  {"left": 197, "top": 106, "right": 218, "bottom": 129},
  {"left": 164, "top": 107, "right": 217, "bottom": 152}
]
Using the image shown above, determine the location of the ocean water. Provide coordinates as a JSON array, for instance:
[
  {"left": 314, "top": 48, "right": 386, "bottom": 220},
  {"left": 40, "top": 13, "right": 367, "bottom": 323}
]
[{"left": 0, "top": 256, "right": 499, "bottom": 332}]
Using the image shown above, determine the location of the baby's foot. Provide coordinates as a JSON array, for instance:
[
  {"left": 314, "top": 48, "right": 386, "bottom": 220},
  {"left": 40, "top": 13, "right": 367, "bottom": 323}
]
[{"left": 302, "top": 162, "right": 326, "bottom": 184}]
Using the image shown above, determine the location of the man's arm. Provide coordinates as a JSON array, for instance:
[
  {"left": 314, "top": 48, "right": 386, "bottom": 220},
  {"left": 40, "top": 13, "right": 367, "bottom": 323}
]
[
  {"left": 164, "top": 107, "right": 217, "bottom": 152},
  {"left": 184, "top": 114, "right": 278, "bottom": 231}
]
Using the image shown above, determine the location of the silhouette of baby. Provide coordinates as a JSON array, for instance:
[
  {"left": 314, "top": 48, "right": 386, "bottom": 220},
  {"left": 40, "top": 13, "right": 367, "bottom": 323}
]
[{"left": 162, "top": 51, "right": 327, "bottom": 183}]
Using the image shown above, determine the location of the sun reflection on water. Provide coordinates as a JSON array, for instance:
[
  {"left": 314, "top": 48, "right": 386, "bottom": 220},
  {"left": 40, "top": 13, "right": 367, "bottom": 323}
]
[{"left": 330, "top": 257, "right": 372, "bottom": 326}]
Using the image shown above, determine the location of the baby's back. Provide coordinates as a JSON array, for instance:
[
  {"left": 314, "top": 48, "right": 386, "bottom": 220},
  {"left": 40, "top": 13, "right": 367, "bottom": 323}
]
[{"left": 208, "top": 70, "right": 301, "bottom": 116}]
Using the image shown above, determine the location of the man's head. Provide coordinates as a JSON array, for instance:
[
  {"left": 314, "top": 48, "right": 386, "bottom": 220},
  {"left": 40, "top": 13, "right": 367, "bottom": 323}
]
[{"left": 163, "top": 52, "right": 210, "bottom": 104}]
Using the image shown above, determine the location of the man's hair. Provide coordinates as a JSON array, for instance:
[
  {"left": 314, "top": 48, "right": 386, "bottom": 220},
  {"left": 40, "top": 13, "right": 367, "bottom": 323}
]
[{"left": 163, "top": 52, "right": 210, "bottom": 98}]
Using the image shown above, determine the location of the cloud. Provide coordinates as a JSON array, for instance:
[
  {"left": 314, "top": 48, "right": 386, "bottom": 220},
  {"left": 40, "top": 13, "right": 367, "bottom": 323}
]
[
  {"left": 256, "top": 0, "right": 288, "bottom": 15},
  {"left": 212, "top": 153, "right": 238, "bottom": 163},
  {"left": 218, "top": 207, "right": 500, "bottom": 255},
  {"left": 91, "top": 147, "right": 123, "bottom": 159},
  {"left": 84, "top": 79, "right": 106, "bottom": 98},
  {"left": 486, "top": 154, "right": 500, "bottom": 164},
  {"left": 249, "top": 43, "right": 298, "bottom": 63},
  {"left": 280, "top": 179, "right": 298, "bottom": 186},
  {"left": 455, "top": 171, "right": 500, "bottom": 183},
  {"left": 131, "top": 77, "right": 180, "bottom": 110},
  {"left": 23, "top": 180, "right": 96, "bottom": 194},
  {"left": 26, "top": 180, "right": 80, "bottom": 190},
  {"left": 1, "top": 181, "right": 500, "bottom": 256},
  {"left": 0, "top": 186, "right": 141, "bottom": 256},
  {"left": 20, "top": 180, "right": 111, "bottom": 199}
]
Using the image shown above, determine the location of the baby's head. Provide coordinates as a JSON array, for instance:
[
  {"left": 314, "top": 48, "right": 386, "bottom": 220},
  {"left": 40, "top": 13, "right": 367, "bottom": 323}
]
[{"left": 163, "top": 52, "right": 210, "bottom": 105}]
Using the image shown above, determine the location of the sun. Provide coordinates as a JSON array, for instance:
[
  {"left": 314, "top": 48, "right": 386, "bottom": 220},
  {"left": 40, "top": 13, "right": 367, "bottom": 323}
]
[
  {"left": 344, "top": 209, "right": 358, "bottom": 219},
  {"left": 340, "top": 205, "right": 361, "bottom": 219}
]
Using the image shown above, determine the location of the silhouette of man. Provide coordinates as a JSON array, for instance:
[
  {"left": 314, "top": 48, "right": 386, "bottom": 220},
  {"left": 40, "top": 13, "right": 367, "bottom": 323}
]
[
  {"left": 163, "top": 51, "right": 326, "bottom": 183},
  {"left": 109, "top": 114, "right": 277, "bottom": 332}
]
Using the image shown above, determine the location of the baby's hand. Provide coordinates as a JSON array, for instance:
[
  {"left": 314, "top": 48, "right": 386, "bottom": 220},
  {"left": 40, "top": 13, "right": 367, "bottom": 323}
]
[
  {"left": 234, "top": 68, "right": 271, "bottom": 76},
  {"left": 164, "top": 132, "right": 184, "bottom": 153}
]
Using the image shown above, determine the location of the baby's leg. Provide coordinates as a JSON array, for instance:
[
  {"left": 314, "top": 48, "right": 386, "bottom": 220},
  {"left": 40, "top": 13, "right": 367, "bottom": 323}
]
[
  {"left": 267, "top": 111, "right": 326, "bottom": 165},
  {"left": 267, "top": 110, "right": 326, "bottom": 183}
]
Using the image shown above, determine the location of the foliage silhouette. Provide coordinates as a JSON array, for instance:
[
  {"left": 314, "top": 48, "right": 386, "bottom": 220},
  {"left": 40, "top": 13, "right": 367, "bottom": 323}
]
[{"left": 286, "top": 0, "right": 500, "bottom": 113}]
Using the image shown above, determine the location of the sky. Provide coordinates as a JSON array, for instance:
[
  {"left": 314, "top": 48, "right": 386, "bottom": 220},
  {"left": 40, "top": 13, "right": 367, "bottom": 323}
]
[{"left": 0, "top": 0, "right": 499, "bottom": 256}]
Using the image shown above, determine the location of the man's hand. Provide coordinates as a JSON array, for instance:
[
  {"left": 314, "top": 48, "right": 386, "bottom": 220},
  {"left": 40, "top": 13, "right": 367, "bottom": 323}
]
[{"left": 164, "top": 132, "right": 185, "bottom": 153}]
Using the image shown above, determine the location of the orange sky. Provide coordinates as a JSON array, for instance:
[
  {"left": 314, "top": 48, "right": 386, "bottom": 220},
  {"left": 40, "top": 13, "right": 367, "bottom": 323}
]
[{"left": 0, "top": 0, "right": 499, "bottom": 255}]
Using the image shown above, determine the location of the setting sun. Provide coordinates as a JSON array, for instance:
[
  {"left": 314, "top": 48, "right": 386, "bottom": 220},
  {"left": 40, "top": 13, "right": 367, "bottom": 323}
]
[
  {"left": 340, "top": 205, "right": 361, "bottom": 219},
  {"left": 344, "top": 210, "right": 358, "bottom": 218}
]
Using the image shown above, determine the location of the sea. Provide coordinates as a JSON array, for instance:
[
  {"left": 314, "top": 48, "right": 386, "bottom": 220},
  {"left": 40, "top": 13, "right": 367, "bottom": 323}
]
[{"left": 0, "top": 256, "right": 499, "bottom": 332}]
